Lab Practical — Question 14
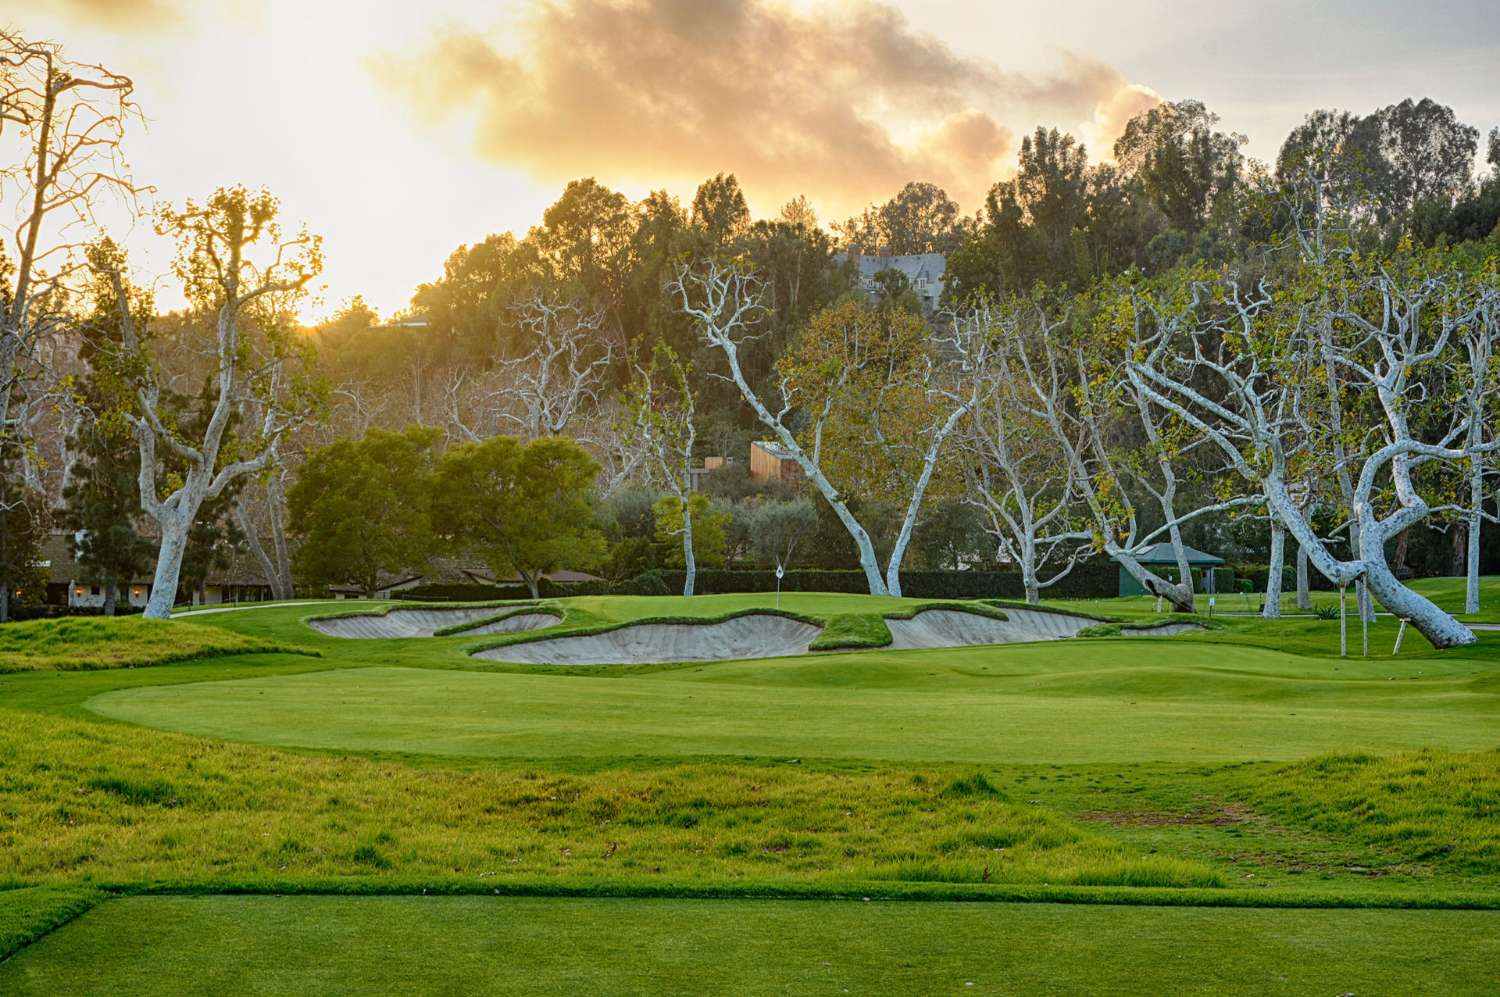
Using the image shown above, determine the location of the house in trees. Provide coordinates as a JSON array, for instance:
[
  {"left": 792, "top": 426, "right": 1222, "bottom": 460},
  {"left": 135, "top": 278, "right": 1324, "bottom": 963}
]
[
  {"left": 39, "top": 532, "right": 274, "bottom": 610},
  {"left": 749, "top": 442, "right": 804, "bottom": 484},
  {"left": 841, "top": 246, "right": 948, "bottom": 314}
]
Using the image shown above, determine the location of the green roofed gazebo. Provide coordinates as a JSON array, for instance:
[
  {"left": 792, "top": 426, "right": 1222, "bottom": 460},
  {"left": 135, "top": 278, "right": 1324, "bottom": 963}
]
[{"left": 1118, "top": 543, "right": 1226, "bottom": 597}]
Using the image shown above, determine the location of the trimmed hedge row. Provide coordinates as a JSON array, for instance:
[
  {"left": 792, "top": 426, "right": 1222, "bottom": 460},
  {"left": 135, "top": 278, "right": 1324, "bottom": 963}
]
[{"left": 403, "top": 560, "right": 1122, "bottom": 602}]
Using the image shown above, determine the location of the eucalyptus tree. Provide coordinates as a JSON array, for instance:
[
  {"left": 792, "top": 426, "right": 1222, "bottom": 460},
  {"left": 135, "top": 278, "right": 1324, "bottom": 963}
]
[
  {"left": 0, "top": 31, "right": 140, "bottom": 463},
  {"left": 102, "top": 187, "right": 323, "bottom": 618}
]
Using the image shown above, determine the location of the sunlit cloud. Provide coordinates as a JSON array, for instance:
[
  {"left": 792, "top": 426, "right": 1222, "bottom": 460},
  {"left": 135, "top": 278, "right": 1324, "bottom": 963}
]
[{"left": 375, "top": 0, "right": 1156, "bottom": 214}]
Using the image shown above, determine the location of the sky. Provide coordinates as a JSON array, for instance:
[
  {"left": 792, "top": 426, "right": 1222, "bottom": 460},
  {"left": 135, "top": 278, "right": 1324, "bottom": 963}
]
[{"left": 8, "top": 0, "right": 1500, "bottom": 319}]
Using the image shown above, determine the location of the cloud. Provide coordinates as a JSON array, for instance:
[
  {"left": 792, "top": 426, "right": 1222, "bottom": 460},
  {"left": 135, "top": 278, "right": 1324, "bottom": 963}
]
[
  {"left": 31, "top": 0, "right": 179, "bottom": 28},
  {"left": 1089, "top": 82, "right": 1163, "bottom": 158},
  {"left": 376, "top": 0, "right": 1155, "bottom": 214}
]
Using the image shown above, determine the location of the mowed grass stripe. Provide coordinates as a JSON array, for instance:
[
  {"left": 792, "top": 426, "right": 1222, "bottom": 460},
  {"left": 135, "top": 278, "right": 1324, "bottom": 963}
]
[
  {"left": 86, "top": 651, "right": 1500, "bottom": 764},
  {"left": 3, "top": 895, "right": 1497, "bottom": 996}
]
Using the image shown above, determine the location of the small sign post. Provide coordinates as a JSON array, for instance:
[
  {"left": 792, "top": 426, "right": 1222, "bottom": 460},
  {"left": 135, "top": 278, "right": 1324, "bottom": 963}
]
[{"left": 775, "top": 564, "right": 784, "bottom": 610}]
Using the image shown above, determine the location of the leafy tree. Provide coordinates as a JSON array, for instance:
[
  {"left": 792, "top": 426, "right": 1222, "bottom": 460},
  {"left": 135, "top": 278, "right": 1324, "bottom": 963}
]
[
  {"left": 432, "top": 435, "right": 606, "bottom": 598},
  {"left": 62, "top": 431, "right": 151, "bottom": 615},
  {"left": 0, "top": 448, "right": 47, "bottom": 622},
  {"left": 838, "top": 182, "right": 963, "bottom": 254},
  {"left": 1114, "top": 99, "right": 1245, "bottom": 234},
  {"left": 690, "top": 173, "right": 751, "bottom": 248},
  {"left": 743, "top": 496, "right": 818, "bottom": 571},
  {"left": 654, "top": 492, "right": 729, "bottom": 570},
  {"left": 288, "top": 426, "right": 441, "bottom": 596}
]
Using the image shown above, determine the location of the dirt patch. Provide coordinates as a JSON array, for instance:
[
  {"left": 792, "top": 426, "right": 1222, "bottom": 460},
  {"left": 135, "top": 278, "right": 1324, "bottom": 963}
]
[{"left": 1078, "top": 803, "right": 1256, "bottom": 828}]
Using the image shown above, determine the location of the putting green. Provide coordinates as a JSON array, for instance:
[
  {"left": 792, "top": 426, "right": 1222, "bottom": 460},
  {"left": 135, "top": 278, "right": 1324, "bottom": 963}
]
[
  {"left": 3, "top": 895, "right": 1496, "bottom": 995},
  {"left": 86, "top": 637, "right": 1500, "bottom": 764}
]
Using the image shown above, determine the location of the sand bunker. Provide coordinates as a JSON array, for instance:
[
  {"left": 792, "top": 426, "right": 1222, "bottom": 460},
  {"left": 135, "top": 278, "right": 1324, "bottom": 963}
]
[
  {"left": 885, "top": 607, "right": 1095, "bottom": 650},
  {"left": 473, "top": 613, "right": 823, "bottom": 665},
  {"left": 309, "top": 607, "right": 559, "bottom": 639}
]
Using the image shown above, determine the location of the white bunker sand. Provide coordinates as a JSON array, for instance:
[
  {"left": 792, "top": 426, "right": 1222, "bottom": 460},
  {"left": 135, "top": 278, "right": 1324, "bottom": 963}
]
[
  {"left": 474, "top": 613, "right": 822, "bottom": 666},
  {"left": 309, "top": 608, "right": 559, "bottom": 639},
  {"left": 885, "top": 607, "right": 1094, "bottom": 649}
]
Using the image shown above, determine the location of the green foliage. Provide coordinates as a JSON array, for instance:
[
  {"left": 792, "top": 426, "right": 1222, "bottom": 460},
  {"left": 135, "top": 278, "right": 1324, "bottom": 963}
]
[
  {"left": 653, "top": 493, "right": 729, "bottom": 569},
  {"left": 288, "top": 426, "right": 442, "bottom": 595},
  {"left": 0, "top": 617, "right": 309, "bottom": 673},
  {"left": 432, "top": 435, "right": 606, "bottom": 597}
]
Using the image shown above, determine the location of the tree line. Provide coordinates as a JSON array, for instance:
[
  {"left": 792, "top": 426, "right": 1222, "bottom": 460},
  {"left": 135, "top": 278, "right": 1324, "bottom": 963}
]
[{"left": 3, "top": 28, "right": 1499, "bottom": 641}]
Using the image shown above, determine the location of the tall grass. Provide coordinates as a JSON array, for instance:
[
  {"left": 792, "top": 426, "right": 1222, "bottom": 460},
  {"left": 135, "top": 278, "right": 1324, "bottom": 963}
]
[
  {"left": 0, "top": 708, "right": 1219, "bottom": 892},
  {"left": 0, "top": 618, "right": 313, "bottom": 673},
  {"left": 1248, "top": 749, "right": 1500, "bottom": 874}
]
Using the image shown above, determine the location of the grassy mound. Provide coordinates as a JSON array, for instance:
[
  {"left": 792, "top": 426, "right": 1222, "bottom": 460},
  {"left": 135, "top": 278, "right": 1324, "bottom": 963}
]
[
  {"left": 809, "top": 613, "right": 891, "bottom": 650},
  {"left": 0, "top": 618, "right": 315, "bottom": 673},
  {"left": 1247, "top": 749, "right": 1500, "bottom": 874}
]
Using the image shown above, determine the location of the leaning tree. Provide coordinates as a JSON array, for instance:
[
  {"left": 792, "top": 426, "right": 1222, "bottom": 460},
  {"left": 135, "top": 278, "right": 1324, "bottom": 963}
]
[{"left": 1122, "top": 250, "right": 1500, "bottom": 648}]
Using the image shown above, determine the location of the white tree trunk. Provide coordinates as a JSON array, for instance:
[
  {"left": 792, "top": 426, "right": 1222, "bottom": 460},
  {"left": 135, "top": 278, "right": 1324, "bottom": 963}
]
[
  {"left": 144, "top": 512, "right": 191, "bottom": 619},
  {"left": 1263, "top": 523, "right": 1284, "bottom": 619},
  {"left": 1466, "top": 459, "right": 1483, "bottom": 615},
  {"left": 681, "top": 507, "right": 696, "bottom": 597},
  {"left": 1108, "top": 544, "right": 1194, "bottom": 612}
]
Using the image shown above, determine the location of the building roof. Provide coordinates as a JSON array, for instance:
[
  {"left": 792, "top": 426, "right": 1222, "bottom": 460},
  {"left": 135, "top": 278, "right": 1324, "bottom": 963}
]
[{"left": 1128, "top": 542, "right": 1224, "bottom": 566}]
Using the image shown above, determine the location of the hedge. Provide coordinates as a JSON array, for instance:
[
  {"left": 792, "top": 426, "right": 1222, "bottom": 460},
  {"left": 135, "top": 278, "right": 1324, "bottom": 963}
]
[{"left": 403, "top": 561, "right": 1120, "bottom": 602}]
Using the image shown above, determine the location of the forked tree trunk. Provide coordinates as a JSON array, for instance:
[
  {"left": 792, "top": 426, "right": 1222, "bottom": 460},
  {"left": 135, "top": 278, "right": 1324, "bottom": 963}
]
[{"left": 103, "top": 582, "right": 118, "bottom": 617}]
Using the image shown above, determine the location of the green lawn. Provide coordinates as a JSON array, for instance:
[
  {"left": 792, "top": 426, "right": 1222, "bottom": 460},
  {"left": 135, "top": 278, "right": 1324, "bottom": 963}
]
[
  {"left": 3, "top": 895, "right": 1497, "bottom": 996},
  {"left": 3, "top": 588, "right": 1499, "bottom": 988},
  {"left": 85, "top": 640, "right": 1500, "bottom": 764}
]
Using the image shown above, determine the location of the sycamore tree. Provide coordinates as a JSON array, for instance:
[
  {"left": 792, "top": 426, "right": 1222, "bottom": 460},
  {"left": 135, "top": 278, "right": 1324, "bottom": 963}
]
[
  {"left": 959, "top": 297, "right": 1088, "bottom": 603},
  {"left": 98, "top": 187, "right": 324, "bottom": 617},
  {"left": 1122, "top": 249, "right": 1500, "bottom": 648},
  {"left": 1001, "top": 289, "right": 1252, "bottom": 611},
  {"left": 432, "top": 435, "right": 605, "bottom": 599},
  {"left": 672, "top": 259, "right": 994, "bottom": 596},
  {"left": 625, "top": 341, "right": 702, "bottom": 594},
  {"left": 287, "top": 426, "right": 442, "bottom": 597}
]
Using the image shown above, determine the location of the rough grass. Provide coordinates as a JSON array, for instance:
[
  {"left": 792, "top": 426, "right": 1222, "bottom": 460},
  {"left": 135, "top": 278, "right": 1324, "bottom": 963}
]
[
  {"left": 0, "top": 707, "right": 1219, "bottom": 892},
  {"left": 1247, "top": 749, "right": 1500, "bottom": 875},
  {"left": 0, "top": 618, "right": 313, "bottom": 673},
  {"left": 808, "top": 613, "right": 890, "bottom": 650}
]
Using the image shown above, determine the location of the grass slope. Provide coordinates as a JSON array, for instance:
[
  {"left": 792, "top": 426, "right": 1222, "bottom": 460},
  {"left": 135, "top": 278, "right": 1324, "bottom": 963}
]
[
  {"left": 0, "top": 617, "right": 312, "bottom": 673},
  {"left": 4, "top": 895, "right": 1498, "bottom": 996}
]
